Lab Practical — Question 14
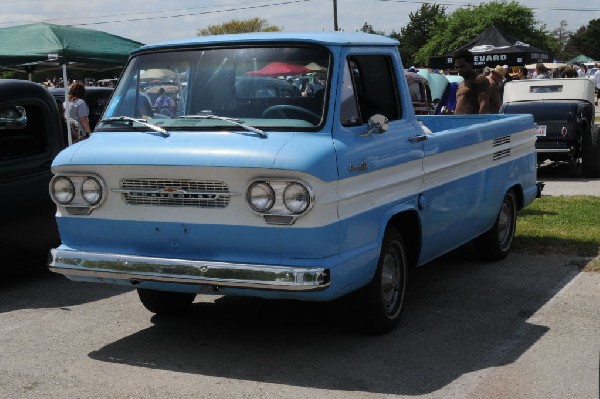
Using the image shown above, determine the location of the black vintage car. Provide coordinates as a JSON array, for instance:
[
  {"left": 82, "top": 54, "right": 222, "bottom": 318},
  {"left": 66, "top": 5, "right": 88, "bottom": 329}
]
[
  {"left": 501, "top": 78, "right": 600, "bottom": 177},
  {"left": 49, "top": 86, "right": 113, "bottom": 131},
  {"left": 0, "top": 80, "right": 66, "bottom": 272},
  {"left": 405, "top": 72, "right": 434, "bottom": 115}
]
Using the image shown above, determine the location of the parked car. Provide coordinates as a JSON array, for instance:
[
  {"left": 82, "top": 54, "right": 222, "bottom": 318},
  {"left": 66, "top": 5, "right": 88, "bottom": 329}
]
[
  {"left": 501, "top": 78, "right": 600, "bottom": 177},
  {"left": 0, "top": 80, "right": 66, "bottom": 273},
  {"left": 48, "top": 32, "right": 538, "bottom": 334},
  {"left": 49, "top": 86, "right": 113, "bottom": 131},
  {"left": 405, "top": 71, "right": 434, "bottom": 115}
]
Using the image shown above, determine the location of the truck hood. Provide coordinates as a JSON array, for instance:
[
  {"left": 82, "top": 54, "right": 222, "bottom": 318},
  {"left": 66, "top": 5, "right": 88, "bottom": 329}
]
[{"left": 52, "top": 130, "right": 338, "bottom": 181}]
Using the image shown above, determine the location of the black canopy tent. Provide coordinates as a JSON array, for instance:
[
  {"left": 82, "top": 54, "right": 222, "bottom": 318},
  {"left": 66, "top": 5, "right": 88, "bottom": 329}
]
[{"left": 429, "top": 25, "right": 552, "bottom": 69}]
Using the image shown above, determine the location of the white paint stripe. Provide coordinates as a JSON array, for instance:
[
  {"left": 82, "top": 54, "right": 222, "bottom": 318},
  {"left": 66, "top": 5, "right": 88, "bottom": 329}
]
[{"left": 54, "top": 128, "right": 535, "bottom": 228}]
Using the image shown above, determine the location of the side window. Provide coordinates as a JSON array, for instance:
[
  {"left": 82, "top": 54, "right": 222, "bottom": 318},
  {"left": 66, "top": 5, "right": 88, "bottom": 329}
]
[
  {"left": 343, "top": 55, "right": 401, "bottom": 125},
  {"left": 0, "top": 103, "right": 49, "bottom": 160},
  {"left": 340, "top": 60, "right": 360, "bottom": 126},
  {"left": 408, "top": 81, "right": 422, "bottom": 103}
]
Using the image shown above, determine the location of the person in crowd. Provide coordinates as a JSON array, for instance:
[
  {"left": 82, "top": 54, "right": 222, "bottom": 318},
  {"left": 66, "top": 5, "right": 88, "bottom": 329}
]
[
  {"left": 154, "top": 87, "right": 175, "bottom": 117},
  {"left": 502, "top": 65, "right": 512, "bottom": 83},
  {"left": 487, "top": 65, "right": 505, "bottom": 113},
  {"left": 563, "top": 67, "right": 578, "bottom": 78},
  {"left": 66, "top": 82, "right": 91, "bottom": 141},
  {"left": 534, "top": 63, "right": 551, "bottom": 79},
  {"left": 513, "top": 66, "right": 528, "bottom": 80},
  {"left": 453, "top": 48, "right": 490, "bottom": 114}
]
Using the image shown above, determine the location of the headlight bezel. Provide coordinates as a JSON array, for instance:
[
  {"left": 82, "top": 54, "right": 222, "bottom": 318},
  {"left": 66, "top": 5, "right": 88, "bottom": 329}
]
[
  {"left": 51, "top": 176, "right": 75, "bottom": 205},
  {"left": 49, "top": 173, "right": 107, "bottom": 214},
  {"left": 283, "top": 182, "right": 311, "bottom": 214},
  {"left": 245, "top": 178, "right": 314, "bottom": 224},
  {"left": 247, "top": 181, "right": 276, "bottom": 212},
  {"left": 81, "top": 177, "right": 103, "bottom": 206}
]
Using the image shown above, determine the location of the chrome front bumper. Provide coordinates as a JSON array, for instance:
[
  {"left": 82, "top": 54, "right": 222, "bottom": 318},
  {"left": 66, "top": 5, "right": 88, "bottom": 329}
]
[{"left": 49, "top": 248, "right": 330, "bottom": 292}]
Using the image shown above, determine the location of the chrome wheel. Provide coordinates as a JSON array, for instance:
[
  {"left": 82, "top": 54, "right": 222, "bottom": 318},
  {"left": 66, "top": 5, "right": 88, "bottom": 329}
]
[
  {"left": 498, "top": 196, "right": 515, "bottom": 252},
  {"left": 474, "top": 189, "right": 517, "bottom": 261},
  {"left": 351, "top": 227, "right": 408, "bottom": 334}
]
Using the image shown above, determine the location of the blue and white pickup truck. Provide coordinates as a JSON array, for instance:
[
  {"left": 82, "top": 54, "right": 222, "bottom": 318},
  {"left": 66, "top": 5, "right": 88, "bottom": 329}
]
[{"left": 49, "top": 33, "right": 538, "bottom": 333}]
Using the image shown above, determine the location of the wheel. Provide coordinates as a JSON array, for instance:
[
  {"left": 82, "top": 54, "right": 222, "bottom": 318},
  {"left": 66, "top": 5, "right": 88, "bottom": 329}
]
[
  {"left": 350, "top": 227, "right": 408, "bottom": 334},
  {"left": 581, "top": 125, "right": 600, "bottom": 178},
  {"left": 474, "top": 189, "right": 517, "bottom": 261},
  {"left": 137, "top": 288, "right": 196, "bottom": 315},
  {"left": 262, "top": 105, "right": 321, "bottom": 124}
]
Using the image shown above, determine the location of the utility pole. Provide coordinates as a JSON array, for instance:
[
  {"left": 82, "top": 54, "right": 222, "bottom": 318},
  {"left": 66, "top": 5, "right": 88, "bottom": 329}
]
[{"left": 333, "top": 0, "right": 338, "bottom": 31}]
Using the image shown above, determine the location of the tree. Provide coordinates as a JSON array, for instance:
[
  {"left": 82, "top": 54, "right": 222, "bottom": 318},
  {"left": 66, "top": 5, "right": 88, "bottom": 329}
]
[
  {"left": 552, "top": 20, "right": 572, "bottom": 60},
  {"left": 359, "top": 22, "right": 386, "bottom": 36},
  {"left": 565, "top": 19, "right": 600, "bottom": 61},
  {"left": 197, "top": 18, "right": 281, "bottom": 36},
  {"left": 396, "top": 4, "right": 446, "bottom": 67},
  {"left": 413, "top": 1, "right": 558, "bottom": 66}
]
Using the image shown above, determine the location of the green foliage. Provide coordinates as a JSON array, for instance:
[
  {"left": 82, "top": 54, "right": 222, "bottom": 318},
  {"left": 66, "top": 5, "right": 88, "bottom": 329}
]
[
  {"left": 396, "top": 4, "right": 446, "bottom": 68},
  {"left": 412, "top": 1, "right": 558, "bottom": 66},
  {"left": 359, "top": 22, "right": 386, "bottom": 36},
  {"left": 197, "top": 17, "right": 282, "bottom": 36},
  {"left": 565, "top": 19, "right": 600, "bottom": 61}
]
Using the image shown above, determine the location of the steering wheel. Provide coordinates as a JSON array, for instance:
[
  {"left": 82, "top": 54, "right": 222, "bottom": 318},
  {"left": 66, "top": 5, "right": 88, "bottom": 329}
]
[{"left": 262, "top": 105, "right": 321, "bottom": 125}]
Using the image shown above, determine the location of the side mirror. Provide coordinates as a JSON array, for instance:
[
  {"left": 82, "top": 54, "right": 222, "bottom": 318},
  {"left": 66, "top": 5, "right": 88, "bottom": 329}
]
[
  {"left": 0, "top": 106, "right": 27, "bottom": 129},
  {"left": 362, "top": 114, "right": 389, "bottom": 136}
]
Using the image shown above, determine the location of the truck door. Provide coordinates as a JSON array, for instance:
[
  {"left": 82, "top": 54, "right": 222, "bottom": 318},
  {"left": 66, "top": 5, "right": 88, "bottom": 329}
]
[{"left": 333, "top": 52, "right": 425, "bottom": 255}]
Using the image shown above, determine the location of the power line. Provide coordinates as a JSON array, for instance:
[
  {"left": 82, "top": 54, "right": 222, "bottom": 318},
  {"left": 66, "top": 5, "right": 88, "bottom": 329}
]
[{"left": 0, "top": 0, "right": 313, "bottom": 27}]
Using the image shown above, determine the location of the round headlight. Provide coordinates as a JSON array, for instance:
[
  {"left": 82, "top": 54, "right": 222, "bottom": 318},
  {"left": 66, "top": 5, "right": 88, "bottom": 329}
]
[
  {"left": 283, "top": 183, "right": 310, "bottom": 214},
  {"left": 247, "top": 182, "right": 275, "bottom": 212},
  {"left": 51, "top": 176, "right": 75, "bottom": 205},
  {"left": 81, "top": 177, "right": 102, "bottom": 205}
]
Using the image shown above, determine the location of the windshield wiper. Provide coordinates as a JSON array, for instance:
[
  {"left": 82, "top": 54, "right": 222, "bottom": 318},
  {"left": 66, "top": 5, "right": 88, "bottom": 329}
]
[
  {"left": 100, "top": 116, "right": 169, "bottom": 137},
  {"left": 180, "top": 114, "right": 267, "bottom": 138}
]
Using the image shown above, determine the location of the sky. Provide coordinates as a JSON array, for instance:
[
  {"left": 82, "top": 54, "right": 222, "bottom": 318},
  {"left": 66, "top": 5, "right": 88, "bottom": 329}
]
[{"left": 0, "top": 0, "right": 598, "bottom": 46}]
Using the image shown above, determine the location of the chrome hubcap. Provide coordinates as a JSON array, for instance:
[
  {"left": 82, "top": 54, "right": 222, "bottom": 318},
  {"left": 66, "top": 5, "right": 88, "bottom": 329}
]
[{"left": 381, "top": 246, "right": 401, "bottom": 313}]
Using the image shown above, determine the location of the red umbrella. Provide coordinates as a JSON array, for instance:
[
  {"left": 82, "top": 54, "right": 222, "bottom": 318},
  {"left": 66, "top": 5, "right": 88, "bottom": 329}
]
[{"left": 246, "top": 62, "right": 310, "bottom": 76}]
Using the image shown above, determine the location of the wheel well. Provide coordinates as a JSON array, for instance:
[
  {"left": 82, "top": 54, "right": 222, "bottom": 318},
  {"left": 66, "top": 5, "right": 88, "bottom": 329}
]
[
  {"left": 388, "top": 211, "right": 420, "bottom": 269},
  {"left": 510, "top": 184, "right": 524, "bottom": 210}
]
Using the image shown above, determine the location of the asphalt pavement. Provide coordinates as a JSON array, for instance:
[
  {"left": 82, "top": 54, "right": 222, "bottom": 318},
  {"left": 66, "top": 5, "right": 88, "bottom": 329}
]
[
  {"left": 537, "top": 161, "right": 600, "bottom": 196},
  {"left": 0, "top": 148, "right": 598, "bottom": 398},
  {"left": 0, "top": 254, "right": 598, "bottom": 399}
]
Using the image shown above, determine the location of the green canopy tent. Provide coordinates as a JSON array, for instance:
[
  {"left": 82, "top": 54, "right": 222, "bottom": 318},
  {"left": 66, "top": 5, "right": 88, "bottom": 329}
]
[
  {"left": 0, "top": 22, "right": 143, "bottom": 144},
  {"left": 566, "top": 54, "right": 594, "bottom": 64}
]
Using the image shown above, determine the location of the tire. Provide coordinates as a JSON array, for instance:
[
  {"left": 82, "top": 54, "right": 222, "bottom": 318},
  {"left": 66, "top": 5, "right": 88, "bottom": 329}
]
[
  {"left": 351, "top": 227, "right": 408, "bottom": 334},
  {"left": 582, "top": 125, "right": 600, "bottom": 178},
  {"left": 474, "top": 189, "right": 517, "bottom": 261},
  {"left": 137, "top": 288, "right": 196, "bottom": 315}
]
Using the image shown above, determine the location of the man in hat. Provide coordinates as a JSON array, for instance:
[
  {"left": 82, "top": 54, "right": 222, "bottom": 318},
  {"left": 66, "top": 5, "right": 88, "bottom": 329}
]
[
  {"left": 487, "top": 65, "right": 506, "bottom": 113},
  {"left": 453, "top": 48, "right": 490, "bottom": 114}
]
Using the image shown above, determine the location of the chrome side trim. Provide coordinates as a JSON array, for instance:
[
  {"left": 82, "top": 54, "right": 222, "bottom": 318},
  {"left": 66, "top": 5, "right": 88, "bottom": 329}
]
[
  {"left": 536, "top": 148, "right": 570, "bottom": 153},
  {"left": 49, "top": 249, "right": 330, "bottom": 292}
]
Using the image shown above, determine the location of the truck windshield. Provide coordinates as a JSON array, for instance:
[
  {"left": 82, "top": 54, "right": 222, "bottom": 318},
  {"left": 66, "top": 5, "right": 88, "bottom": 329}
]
[{"left": 100, "top": 45, "right": 331, "bottom": 132}]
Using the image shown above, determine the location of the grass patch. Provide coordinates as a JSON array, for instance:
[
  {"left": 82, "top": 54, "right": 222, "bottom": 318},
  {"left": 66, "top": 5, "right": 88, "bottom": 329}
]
[{"left": 515, "top": 196, "right": 600, "bottom": 272}]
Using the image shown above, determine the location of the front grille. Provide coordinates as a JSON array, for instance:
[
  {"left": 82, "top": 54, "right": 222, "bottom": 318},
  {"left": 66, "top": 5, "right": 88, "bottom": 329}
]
[{"left": 119, "top": 178, "right": 231, "bottom": 208}]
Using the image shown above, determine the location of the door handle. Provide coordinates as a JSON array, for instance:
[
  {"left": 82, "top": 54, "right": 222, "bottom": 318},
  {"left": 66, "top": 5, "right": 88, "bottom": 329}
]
[{"left": 409, "top": 134, "right": 428, "bottom": 142}]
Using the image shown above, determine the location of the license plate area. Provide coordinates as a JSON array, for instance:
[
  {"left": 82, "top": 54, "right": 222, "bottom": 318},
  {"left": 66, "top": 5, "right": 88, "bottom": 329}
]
[{"left": 535, "top": 125, "right": 547, "bottom": 137}]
